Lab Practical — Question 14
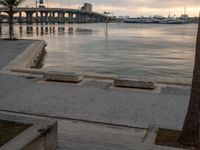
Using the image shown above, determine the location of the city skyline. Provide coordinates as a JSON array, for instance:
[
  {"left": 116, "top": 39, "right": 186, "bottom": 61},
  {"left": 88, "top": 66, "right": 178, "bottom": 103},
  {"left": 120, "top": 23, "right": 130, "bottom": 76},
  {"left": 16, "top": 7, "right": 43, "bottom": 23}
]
[{"left": 21, "top": 0, "right": 200, "bottom": 17}]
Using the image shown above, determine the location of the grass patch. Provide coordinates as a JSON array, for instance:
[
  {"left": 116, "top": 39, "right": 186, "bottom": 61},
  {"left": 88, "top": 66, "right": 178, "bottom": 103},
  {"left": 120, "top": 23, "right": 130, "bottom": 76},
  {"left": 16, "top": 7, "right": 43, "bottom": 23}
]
[
  {"left": 155, "top": 128, "right": 197, "bottom": 149},
  {"left": 0, "top": 120, "right": 31, "bottom": 147}
]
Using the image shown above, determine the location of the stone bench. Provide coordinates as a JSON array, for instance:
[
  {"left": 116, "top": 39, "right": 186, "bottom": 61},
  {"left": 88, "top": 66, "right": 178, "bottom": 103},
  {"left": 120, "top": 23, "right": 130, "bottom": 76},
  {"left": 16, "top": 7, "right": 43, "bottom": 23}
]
[
  {"left": 114, "top": 76, "right": 157, "bottom": 89},
  {"left": 43, "top": 71, "right": 83, "bottom": 83}
]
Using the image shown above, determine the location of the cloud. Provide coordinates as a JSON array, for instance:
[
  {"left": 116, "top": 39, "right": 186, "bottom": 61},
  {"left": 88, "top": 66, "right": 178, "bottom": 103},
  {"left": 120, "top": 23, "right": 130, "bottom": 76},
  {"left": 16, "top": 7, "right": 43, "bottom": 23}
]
[{"left": 22, "top": 0, "right": 200, "bottom": 17}]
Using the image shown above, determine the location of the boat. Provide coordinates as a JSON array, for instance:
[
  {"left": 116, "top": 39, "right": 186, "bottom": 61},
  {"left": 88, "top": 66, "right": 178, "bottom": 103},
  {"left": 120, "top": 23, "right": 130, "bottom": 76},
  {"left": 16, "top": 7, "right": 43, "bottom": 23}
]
[{"left": 123, "top": 15, "right": 189, "bottom": 24}]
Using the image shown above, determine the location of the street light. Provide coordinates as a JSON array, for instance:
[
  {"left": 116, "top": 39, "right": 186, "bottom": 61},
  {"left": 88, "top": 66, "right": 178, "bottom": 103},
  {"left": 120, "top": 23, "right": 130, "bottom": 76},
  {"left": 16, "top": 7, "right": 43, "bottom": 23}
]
[
  {"left": 104, "top": 11, "right": 112, "bottom": 36},
  {"left": 35, "top": 0, "right": 38, "bottom": 8}
]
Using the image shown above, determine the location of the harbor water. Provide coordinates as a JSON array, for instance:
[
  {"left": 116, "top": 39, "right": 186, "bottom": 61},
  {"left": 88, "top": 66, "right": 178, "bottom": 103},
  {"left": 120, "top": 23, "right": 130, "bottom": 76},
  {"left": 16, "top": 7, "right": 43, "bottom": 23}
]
[{"left": 0, "top": 23, "right": 197, "bottom": 81}]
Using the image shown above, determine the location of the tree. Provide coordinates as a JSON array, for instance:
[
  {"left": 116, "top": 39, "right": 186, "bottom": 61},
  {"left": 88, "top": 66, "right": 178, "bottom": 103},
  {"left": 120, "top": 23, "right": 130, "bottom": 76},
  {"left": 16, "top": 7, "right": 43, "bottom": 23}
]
[
  {"left": 179, "top": 16, "right": 200, "bottom": 147},
  {"left": 0, "top": 0, "right": 25, "bottom": 40}
]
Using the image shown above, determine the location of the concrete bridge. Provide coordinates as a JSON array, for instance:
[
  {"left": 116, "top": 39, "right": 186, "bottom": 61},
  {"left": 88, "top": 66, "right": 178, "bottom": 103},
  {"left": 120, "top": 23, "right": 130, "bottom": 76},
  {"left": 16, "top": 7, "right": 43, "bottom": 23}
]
[{"left": 0, "top": 7, "right": 110, "bottom": 24}]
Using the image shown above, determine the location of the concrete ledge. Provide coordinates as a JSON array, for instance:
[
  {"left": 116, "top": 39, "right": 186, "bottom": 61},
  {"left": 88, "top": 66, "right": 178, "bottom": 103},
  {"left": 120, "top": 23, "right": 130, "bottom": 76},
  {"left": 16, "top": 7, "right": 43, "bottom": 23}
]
[
  {"left": 114, "top": 76, "right": 157, "bottom": 89},
  {"left": 43, "top": 71, "right": 83, "bottom": 83},
  {"left": 11, "top": 67, "right": 46, "bottom": 75},
  {"left": 0, "top": 113, "right": 58, "bottom": 150},
  {"left": 142, "top": 124, "right": 186, "bottom": 150},
  {"left": 2, "top": 40, "right": 46, "bottom": 75}
]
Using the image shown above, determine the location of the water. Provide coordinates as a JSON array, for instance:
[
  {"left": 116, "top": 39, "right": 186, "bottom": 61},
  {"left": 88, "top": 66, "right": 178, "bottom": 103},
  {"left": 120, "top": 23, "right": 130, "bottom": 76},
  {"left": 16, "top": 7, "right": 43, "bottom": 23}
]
[{"left": 0, "top": 23, "right": 197, "bottom": 81}]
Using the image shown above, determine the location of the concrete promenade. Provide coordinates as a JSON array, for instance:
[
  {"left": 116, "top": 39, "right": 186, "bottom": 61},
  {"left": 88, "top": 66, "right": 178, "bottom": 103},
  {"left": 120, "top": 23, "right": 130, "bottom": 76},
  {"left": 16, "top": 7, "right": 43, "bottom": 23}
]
[
  {"left": 0, "top": 40, "right": 191, "bottom": 149},
  {"left": 0, "top": 40, "right": 33, "bottom": 69}
]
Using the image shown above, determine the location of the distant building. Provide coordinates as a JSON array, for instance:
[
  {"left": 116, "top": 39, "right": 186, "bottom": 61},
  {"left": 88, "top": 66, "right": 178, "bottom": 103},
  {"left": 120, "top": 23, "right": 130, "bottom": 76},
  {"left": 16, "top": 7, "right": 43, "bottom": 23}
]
[
  {"left": 153, "top": 15, "right": 164, "bottom": 19},
  {"left": 81, "top": 3, "right": 92, "bottom": 12},
  {"left": 124, "top": 16, "right": 130, "bottom": 19},
  {"left": 180, "top": 14, "right": 189, "bottom": 19}
]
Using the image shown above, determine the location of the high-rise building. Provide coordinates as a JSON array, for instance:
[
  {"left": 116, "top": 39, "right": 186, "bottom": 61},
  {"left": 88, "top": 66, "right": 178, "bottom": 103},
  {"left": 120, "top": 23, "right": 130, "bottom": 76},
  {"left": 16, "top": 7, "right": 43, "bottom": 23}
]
[{"left": 81, "top": 3, "right": 92, "bottom": 12}]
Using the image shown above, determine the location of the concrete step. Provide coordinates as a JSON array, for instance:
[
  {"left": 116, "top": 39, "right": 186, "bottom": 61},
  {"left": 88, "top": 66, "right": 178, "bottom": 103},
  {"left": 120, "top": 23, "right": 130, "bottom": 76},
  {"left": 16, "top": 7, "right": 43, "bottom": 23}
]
[{"left": 57, "top": 120, "right": 146, "bottom": 150}]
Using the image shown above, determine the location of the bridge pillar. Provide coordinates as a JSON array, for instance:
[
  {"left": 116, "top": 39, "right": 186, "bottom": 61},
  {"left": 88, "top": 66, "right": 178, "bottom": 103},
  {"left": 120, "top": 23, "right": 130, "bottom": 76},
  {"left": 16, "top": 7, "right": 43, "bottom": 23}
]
[
  {"left": 49, "top": 12, "right": 53, "bottom": 24},
  {"left": 76, "top": 14, "right": 80, "bottom": 23},
  {"left": 68, "top": 13, "right": 73, "bottom": 24},
  {"left": 51, "top": 12, "right": 55, "bottom": 24},
  {"left": 57, "top": 12, "right": 61, "bottom": 24},
  {"left": 62, "top": 12, "right": 66, "bottom": 24},
  {"left": 58, "top": 12, "right": 64, "bottom": 24},
  {"left": 40, "top": 12, "right": 44, "bottom": 24},
  {"left": 35, "top": 11, "right": 39, "bottom": 24},
  {"left": 92, "top": 15, "right": 98, "bottom": 23},
  {"left": 0, "top": 12, "right": 2, "bottom": 24},
  {"left": 26, "top": 12, "right": 33, "bottom": 24},
  {"left": 44, "top": 12, "right": 48, "bottom": 24},
  {"left": 89, "top": 15, "right": 94, "bottom": 23},
  {"left": 18, "top": 11, "right": 22, "bottom": 24},
  {"left": 96, "top": 17, "right": 101, "bottom": 23},
  {"left": 84, "top": 15, "right": 89, "bottom": 23}
]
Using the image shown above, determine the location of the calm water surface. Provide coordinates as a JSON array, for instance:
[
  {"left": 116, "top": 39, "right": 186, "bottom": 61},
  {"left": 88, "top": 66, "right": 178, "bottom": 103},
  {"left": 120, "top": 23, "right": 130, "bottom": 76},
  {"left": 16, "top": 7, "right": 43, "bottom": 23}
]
[{"left": 0, "top": 23, "right": 197, "bottom": 81}]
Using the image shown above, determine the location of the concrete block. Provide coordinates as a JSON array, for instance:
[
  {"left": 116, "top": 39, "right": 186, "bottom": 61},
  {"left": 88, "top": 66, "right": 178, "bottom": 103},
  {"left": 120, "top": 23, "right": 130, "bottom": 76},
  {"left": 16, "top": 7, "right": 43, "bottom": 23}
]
[
  {"left": 0, "top": 113, "right": 58, "bottom": 150},
  {"left": 44, "top": 71, "right": 83, "bottom": 83},
  {"left": 114, "top": 76, "right": 157, "bottom": 89}
]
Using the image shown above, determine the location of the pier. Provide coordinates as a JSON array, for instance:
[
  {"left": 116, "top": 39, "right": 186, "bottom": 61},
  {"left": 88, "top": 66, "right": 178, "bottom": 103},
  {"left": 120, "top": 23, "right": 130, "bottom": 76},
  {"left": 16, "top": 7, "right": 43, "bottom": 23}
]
[{"left": 0, "top": 7, "right": 110, "bottom": 24}]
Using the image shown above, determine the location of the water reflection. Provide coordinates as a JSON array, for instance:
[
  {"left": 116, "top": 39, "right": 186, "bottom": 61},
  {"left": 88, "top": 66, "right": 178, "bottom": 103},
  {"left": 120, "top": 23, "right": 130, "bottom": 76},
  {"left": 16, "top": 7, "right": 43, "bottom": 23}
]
[
  {"left": 13, "top": 25, "right": 97, "bottom": 37},
  {"left": 45, "top": 27, "right": 48, "bottom": 34},
  {"left": 41, "top": 26, "right": 44, "bottom": 35},
  {"left": 26, "top": 26, "right": 33, "bottom": 35},
  {"left": 19, "top": 26, "right": 22, "bottom": 36},
  {"left": 36, "top": 26, "right": 39, "bottom": 35},
  {"left": 75, "top": 28, "right": 94, "bottom": 35},
  {"left": 58, "top": 27, "right": 65, "bottom": 35},
  {"left": 68, "top": 27, "right": 74, "bottom": 35},
  {"left": 0, "top": 23, "right": 197, "bottom": 81},
  {"left": 53, "top": 27, "right": 55, "bottom": 33}
]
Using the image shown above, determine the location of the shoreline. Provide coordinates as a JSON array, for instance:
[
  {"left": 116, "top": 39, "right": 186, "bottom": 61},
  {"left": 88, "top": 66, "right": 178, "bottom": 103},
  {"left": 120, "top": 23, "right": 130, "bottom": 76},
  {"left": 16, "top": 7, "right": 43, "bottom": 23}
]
[{"left": 4, "top": 39, "right": 191, "bottom": 86}]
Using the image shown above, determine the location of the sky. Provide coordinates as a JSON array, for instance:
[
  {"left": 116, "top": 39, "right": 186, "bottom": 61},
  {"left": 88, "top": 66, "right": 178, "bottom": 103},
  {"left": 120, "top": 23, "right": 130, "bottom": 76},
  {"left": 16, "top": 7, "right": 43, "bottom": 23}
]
[{"left": 22, "top": 0, "right": 200, "bottom": 17}]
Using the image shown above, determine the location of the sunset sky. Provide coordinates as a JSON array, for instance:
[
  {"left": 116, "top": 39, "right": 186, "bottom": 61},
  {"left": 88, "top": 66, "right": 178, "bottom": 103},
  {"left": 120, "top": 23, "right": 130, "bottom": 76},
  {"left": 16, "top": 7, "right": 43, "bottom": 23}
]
[{"left": 22, "top": 0, "right": 200, "bottom": 17}]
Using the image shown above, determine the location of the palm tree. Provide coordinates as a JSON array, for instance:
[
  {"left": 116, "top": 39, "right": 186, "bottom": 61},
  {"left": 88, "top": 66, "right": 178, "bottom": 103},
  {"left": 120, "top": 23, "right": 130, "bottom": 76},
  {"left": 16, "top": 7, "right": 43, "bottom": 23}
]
[
  {"left": 179, "top": 15, "right": 200, "bottom": 147},
  {"left": 0, "top": 0, "right": 25, "bottom": 40}
]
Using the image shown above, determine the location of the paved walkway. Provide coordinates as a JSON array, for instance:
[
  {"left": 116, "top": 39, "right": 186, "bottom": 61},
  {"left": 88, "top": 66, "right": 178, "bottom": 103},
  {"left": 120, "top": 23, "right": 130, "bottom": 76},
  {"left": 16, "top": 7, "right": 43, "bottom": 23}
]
[{"left": 0, "top": 73, "right": 190, "bottom": 129}]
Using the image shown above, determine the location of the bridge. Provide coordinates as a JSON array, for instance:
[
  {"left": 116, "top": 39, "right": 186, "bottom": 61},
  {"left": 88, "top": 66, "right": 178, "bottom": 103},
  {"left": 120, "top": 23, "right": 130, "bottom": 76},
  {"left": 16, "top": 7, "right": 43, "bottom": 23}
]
[{"left": 0, "top": 7, "right": 110, "bottom": 24}]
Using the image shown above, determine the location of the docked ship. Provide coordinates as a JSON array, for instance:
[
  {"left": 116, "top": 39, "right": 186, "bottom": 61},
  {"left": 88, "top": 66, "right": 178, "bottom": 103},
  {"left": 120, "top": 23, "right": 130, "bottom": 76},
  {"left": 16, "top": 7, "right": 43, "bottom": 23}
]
[{"left": 123, "top": 15, "right": 189, "bottom": 24}]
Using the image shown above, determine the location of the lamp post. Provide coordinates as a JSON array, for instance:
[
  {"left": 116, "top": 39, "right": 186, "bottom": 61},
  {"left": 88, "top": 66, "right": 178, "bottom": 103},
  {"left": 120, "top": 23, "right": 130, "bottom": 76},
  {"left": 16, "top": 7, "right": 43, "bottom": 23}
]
[
  {"left": 35, "top": 0, "right": 38, "bottom": 8},
  {"left": 35, "top": 0, "right": 38, "bottom": 24},
  {"left": 104, "top": 11, "right": 112, "bottom": 36},
  {"left": 47, "top": 0, "right": 48, "bottom": 8}
]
